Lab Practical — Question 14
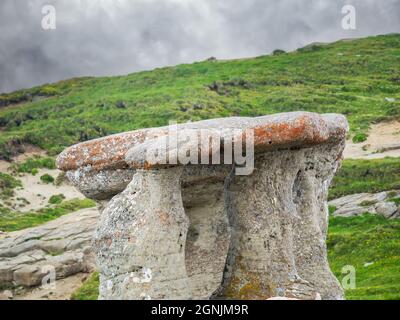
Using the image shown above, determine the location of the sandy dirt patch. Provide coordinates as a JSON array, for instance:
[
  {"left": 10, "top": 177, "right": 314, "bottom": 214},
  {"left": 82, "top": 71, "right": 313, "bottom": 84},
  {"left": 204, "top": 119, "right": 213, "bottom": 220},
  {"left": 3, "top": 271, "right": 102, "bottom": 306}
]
[
  {"left": 0, "top": 149, "right": 85, "bottom": 212},
  {"left": 12, "top": 145, "right": 47, "bottom": 163},
  {"left": 13, "top": 168, "right": 84, "bottom": 212},
  {"left": 12, "top": 273, "right": 91, "bottom": 300},
  {"left": 0, "top": 167, "right": 84, "bottom": 212},
  {"left": 344, "top": 120, "right": 400, "bottom": 159},
  {"left": 0, "top": 160, "right": 9, "bottom": 172}
]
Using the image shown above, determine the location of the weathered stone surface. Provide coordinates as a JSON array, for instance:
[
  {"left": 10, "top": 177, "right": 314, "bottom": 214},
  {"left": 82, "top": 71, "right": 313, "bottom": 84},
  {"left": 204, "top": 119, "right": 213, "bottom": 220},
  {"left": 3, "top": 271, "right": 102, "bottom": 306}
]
[
  {"left": 94, "top": 167, "right": 192, "bottom": 300},
  {"left": 182, "top": 166, "right": 231, "bottom": 299},
  {"left": 66, "top": 168, "right": 135, "bottom": 200},
  {"left": 213, "top": 144, "right": 343, "bottom": 300},
  {"left": 0, "top": 290, "right": 13, "bottom": 300},
  {"left": 375, "top": 202, "right": 398, "bottom": 219},
  {"left": 329, "top": 190, "right": 400, "bottom": 218},
  {"left": 57, "top": 112, "right": 348, "bottom": 172},
  {"left": 125, "top": 113, "right": 347, "bottom": 170},
  {"left": 0, "top": 208, "right": 98, "bottom": 288},
  {"left": 57, "top": 112, "right": 349, "bottom": 300}
]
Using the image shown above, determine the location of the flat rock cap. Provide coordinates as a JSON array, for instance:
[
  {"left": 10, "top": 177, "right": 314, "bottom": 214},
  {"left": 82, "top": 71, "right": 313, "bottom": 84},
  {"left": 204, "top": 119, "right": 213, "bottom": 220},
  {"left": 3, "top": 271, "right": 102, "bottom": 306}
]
[{"left": 57, "top": 112, "right": 348, "bottom": 172}]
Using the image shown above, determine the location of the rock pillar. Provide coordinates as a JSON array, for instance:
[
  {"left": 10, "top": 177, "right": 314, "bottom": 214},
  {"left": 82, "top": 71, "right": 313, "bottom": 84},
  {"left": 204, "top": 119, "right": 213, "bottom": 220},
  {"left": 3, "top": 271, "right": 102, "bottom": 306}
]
[{"left": 57, "top": 112, "right": 349, "bottom": 300}]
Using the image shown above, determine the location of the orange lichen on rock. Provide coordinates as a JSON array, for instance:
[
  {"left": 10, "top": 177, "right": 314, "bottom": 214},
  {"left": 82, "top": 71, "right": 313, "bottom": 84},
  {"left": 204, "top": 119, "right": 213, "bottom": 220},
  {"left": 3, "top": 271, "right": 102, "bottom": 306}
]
[
  {"left": 56, "top": 128, "right": 167, "bottom": 171},
  {"left": 251, "top": 114, "right": 329, "bottom": 151},
  {"left": 57, "top": 112, "right": 348, "bottom": 172}
]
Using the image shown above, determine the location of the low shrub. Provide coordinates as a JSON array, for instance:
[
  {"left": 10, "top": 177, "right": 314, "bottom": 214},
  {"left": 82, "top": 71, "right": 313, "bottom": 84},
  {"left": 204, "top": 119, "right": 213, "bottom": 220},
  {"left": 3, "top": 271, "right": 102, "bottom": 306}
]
[
  {"left": 40, "top": 174, "right": 54, "bottom": 184},
  {"left": 12, "top": 156, "right": 56, "bottom": 173},
  {"left": 0, "top": 172, "right": 22, "bottom": 199},
  {"left": 48, "top": 194, "right": 65, "bottom": 204},
  {"left": 352, "top": 133, "right": 368, "bottom": 143}
]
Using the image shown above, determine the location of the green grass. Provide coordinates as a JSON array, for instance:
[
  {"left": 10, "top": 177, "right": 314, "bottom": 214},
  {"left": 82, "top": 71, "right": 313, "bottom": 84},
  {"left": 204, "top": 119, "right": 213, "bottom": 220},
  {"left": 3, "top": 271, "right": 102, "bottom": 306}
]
[
  {"left": 0, "top": 198, "right": 96, "bottom": 232},
  {"left": 48, "top": 194, "right": 65, "bottom": 204},
  {"left": 0, "top": 34, "right": 399, "bottom": 159},
  {"left": 40, "top": 173, "right": 54, "bottom": 184},
  {"left": 352, "top": 132, "right": 368, "bottom": 143},
  {"left": 388, "top": 197, "right": 400, "bottom": 205},
  {"left": 328, "top": 205, "right": 337, "bottom": 215},
  {"left": 70, "top": 272, "right": 99, "bottom": 300},
  {"left": 360, "top": 200, "right": 378, "bottom": 207},
  {"left": 328, "top": 214, "right": 400, "bottom": 300},
  {"left": 10, "top": 156, "right": 56, "bottom": 174},
  {"left": 329, "top": 157, "right": 400, "bottom": 200},
  {"left": 0, "top": 172, "right": 22, "bottom": 200}
]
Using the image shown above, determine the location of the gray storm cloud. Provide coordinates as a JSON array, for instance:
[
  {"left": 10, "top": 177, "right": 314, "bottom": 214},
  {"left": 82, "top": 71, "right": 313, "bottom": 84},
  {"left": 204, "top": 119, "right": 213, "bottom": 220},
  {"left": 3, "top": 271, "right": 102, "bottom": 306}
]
[{"left": 0, "top": 0, "right": 399, "bottom": 93}]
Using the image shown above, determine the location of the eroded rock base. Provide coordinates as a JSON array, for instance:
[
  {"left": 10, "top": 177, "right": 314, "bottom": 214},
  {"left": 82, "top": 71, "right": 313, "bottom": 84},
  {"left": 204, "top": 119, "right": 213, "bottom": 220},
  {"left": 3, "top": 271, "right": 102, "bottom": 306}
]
[
  {"left": 94, "top": 144, "right": 344, "bottom": 300},
  {"left": 217, "top": 143, "right": 343, "bottom": 300},
  {"left": 0, "top": 208, "right": 97, "bottom": 288}
]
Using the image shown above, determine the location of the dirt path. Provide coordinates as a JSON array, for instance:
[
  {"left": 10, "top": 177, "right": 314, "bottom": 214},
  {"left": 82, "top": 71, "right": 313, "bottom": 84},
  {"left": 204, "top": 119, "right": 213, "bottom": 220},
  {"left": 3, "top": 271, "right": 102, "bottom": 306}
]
[
  {"left": 13, "top": 273, "right": 90, "bottom": 300},
  {"left": 344, "top": 120, "right": 400, "bottom": 159}
]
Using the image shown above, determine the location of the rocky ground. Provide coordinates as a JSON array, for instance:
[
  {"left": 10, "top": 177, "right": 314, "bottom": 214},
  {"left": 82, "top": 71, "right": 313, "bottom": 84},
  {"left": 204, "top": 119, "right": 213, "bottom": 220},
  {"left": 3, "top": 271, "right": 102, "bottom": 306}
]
[
  {"left": 0, "top": 207, "right": 98, "bottom": 299},
  {"left": 0, "top": 151, "right": 98, "bottom": 300},
  {"left": 2, "top": 273, "right": 91, "bottom": 300},
  {"left": 329, "top": 190, "right": 400, "bottom": 219}
]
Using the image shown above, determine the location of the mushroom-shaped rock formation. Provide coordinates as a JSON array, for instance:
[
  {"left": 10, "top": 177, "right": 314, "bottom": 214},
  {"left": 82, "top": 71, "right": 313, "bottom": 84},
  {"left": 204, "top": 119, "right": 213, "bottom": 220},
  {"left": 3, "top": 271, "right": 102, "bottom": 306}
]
[{"left": 57, "top": 112, "right": 348, "bottom": 300}]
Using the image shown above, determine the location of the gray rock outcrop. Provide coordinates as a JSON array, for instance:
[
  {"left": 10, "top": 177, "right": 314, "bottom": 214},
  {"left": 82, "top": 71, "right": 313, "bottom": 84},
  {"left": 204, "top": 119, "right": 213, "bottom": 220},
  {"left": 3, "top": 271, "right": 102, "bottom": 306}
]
[
  {"left": 329, "top": 190, "right": 400, "bottom": 219},
  {"left": 0, "top": 208, "right": 98, "bottom": 288},
  {"left": 57, "top": 112, "right": 349, "bottom": 300}
]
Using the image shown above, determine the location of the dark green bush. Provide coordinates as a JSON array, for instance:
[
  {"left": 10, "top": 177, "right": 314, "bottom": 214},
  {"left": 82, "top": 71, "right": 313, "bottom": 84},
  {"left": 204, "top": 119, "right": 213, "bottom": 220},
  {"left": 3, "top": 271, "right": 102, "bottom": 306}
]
[
  {"left": 272, "top": 49, "right": 286, "bottom": 56},
  {"left": 40, "top": 174, "right": 54, "bottom": 184},
  {"left": 0, "top": 173, "right": 22, "bottom": 199},
  {"left": 352, "top": 133, "right": 368, "bottom": 143},
  {"left": 48, "top": 194, "right": 65, "bottom": 204},
  {"left": 12, "top": 156, "right": 56, "bottom": 173}
]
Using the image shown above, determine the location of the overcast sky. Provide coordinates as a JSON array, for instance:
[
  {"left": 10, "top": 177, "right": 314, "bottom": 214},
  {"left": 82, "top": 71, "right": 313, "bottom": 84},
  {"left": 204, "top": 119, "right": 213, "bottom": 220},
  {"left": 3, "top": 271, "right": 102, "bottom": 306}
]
[{"left": 0, "top": 0, "right": 399, "bottom": 93}]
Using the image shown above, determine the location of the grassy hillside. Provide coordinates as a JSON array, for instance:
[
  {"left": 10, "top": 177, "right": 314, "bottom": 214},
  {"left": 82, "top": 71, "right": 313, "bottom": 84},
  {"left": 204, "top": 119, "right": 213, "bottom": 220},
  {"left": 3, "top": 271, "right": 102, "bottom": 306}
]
[
  {"left": 329, "top": 157, "right": 400, "bottom": 200},
  {"left": 1, "top": 34, "right": 400, "bottom": 159},
  {"left": 328, "top": 214, "right": 400, "bottom": 300}
]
